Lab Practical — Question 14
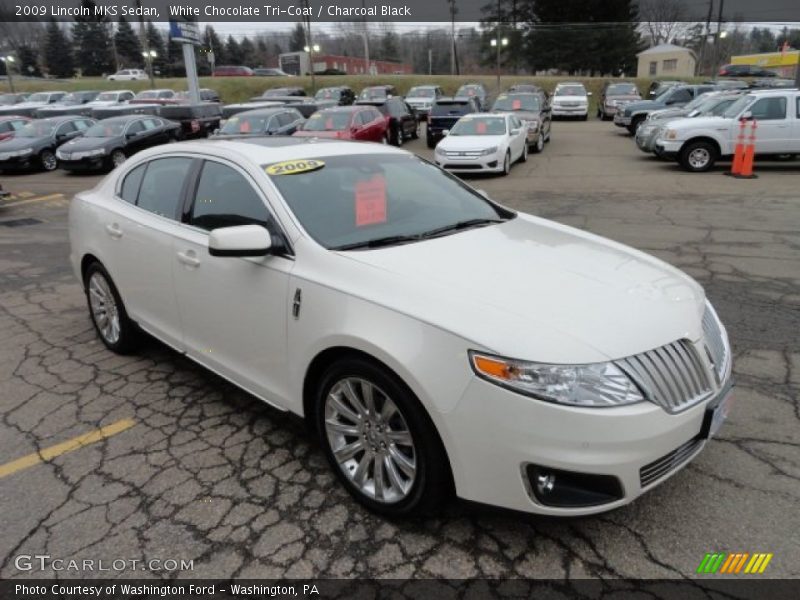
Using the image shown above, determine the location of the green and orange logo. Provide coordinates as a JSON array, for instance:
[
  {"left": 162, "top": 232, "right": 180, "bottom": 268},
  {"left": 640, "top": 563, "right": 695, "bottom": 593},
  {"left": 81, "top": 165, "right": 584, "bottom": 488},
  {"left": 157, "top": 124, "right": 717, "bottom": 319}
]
[{"left": 697, "top": 552, "right": 773, "bottom": 574}]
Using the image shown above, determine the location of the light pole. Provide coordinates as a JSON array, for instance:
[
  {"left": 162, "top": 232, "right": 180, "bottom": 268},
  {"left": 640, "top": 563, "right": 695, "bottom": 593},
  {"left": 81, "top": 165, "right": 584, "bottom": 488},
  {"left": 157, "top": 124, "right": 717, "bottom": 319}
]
[
  {"left": 1, "top": 55, "right": 15, "bottom": 93},
  {"left": 490, "top": 36, "right": 508, "bottom": 92},
  {"left": 142, "top": 49, "right": 157, "bottom": 88},
  {"left": 712, "top": 30, "right": 728, "bottom": 78},
  {"left": 304, "top": 43, "right": 320, "bottom": 94}
]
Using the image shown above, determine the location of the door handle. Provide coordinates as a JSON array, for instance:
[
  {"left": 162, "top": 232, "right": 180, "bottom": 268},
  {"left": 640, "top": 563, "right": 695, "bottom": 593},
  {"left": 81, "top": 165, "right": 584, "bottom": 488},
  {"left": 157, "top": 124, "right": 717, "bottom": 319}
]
[
  {"left": 105, "top": 223, "right": 122, "bottom": 239},
  {"left": 176, "top": 250, "right": 200, "bottom": 267}
]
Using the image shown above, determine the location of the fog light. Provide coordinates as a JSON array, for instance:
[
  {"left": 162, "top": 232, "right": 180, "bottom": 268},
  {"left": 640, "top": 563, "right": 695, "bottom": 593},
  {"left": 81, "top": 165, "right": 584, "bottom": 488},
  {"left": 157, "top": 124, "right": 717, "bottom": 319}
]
[{"left": 525, "top": 465, "right": 623, "bottom": 508}]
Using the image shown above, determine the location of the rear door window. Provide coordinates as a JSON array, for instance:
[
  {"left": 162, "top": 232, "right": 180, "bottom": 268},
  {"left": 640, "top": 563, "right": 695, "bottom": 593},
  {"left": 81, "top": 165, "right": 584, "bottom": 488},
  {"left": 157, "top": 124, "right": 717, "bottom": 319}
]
[
  {"left": 120, "top": 163, "right": 147, "bottom": 204},
  {"left": 136, "top": 158, "right": 192, "bottom": 219}
]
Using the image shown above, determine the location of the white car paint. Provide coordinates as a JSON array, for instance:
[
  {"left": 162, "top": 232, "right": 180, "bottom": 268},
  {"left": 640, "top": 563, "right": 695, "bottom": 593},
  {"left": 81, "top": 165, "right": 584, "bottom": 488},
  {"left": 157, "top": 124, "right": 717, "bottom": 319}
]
[
  {"left": 69, "top": 140, "right": 733, "bottom": 516},
  {"left": 434, "top": 113, "right": 527, "bottom": 174},
  {"left": 551, "top": 83, "right": 590, "bottom": 118},
  {"left": 656, "top": 90, "right": 800, "bottom": 162},
  {"left": 107, "top": 69, "right": 148, "bottom": 81}
]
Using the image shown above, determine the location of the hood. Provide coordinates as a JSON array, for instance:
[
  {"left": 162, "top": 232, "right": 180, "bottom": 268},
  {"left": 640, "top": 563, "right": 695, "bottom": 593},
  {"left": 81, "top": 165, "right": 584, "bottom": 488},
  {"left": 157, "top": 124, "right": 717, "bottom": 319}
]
[
  {"left": 624, "top": 100, "right": 661, "bottom": 113},
  {"left": 607, "top": 94, "right": 640, "bottom": 102},
  {"left": 439, "top": 134, "right": 506, "bottom": 150},
  {"left": 60, "top": 136, "right": 116, "bottom": 151},
  {"left": 553, "top": 95, "right": 588, "bottom": 103},
  {"left": 0, "top": 136, "right": 45, "bottom": 152},
  {"left": 493, "top": 109, "right": 541, "bottom": 120},
  {"left": 293, "top": 130, "right": 345, "bottom": 139},
  {"left": 649, "top": 107, "right": 687, "bottom": 121},
  {"left": 316, "top": 214, "right": 704, "bottom": 363},
  {"left": 84, "top": 99, "right": 121, "bottom": 107},
  {"left": 668, "top": 115, "right": 727, "bottom": 131}
]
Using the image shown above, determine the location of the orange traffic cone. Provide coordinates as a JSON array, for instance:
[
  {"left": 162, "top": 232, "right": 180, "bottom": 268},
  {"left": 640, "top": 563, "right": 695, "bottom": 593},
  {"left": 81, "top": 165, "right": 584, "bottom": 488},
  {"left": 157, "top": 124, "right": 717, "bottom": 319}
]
[
  {"left": 735, "top": 120, "right": 758, "bottom": 179},
  {"left": 726, "top": 119, "right": 747, "bottom": 176}
]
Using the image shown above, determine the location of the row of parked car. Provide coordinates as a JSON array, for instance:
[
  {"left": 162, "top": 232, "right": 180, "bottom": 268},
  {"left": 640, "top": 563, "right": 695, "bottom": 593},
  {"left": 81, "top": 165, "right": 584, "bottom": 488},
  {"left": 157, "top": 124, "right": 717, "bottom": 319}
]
[{"left": 605, "top": 80, "right": 799, "bottom": 172}]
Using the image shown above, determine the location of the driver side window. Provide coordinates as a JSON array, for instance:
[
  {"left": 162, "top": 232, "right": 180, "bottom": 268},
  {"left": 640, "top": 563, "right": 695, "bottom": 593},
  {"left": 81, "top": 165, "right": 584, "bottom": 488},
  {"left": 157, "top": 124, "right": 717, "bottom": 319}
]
[
  {"left": 189, "top": 161, "right": 272, "bottom": 231},
  {"left": 749, "top": 97, "right": 786, "bottom": 120}
]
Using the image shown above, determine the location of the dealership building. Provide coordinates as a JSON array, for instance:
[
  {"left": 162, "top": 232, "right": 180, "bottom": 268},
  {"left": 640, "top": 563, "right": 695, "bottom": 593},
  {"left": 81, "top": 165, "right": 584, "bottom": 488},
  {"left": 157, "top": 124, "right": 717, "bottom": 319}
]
[{"left": 278, "top": 51, "right": 412, "bottom": 76}]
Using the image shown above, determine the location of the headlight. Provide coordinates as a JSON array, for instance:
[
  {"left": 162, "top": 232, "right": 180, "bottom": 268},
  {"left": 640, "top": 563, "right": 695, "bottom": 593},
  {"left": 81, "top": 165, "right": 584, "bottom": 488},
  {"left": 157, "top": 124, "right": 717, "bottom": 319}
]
[
  {"left": 665, "top": 129, "right": 678, "bottom": 140},
  {"left": 434, "top": 145, "right": 445, "bottom": 155},
  {"left": 87, "top": 148, "right": 106, "bottom": 157},
  {"left": 523, "top": 119, "right": 539, "bottom": 131},
  {"left": 469, "top": 351, "right": 645, "bottom": 407},
  {"left": 479, "top": 146, "right": 498, "bottom": 156}
]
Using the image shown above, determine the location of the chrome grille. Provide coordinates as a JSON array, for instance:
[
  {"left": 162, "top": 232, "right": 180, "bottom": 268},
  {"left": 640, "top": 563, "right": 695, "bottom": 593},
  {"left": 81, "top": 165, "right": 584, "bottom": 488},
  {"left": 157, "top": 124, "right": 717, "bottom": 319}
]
[
  {"left": 616, "top": 340, "right": 713, "bottom": 413},
  {"left": 702, "top": 304, "right": 729, "bottom": 383},
  {"left": 640, "top": 437, "right": 703, "bottom": 488}
]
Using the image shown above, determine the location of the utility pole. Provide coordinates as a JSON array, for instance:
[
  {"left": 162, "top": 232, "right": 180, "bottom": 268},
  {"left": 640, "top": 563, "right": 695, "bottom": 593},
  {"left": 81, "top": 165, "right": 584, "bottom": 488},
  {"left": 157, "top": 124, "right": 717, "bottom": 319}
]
[
  {"left": 697, "top": 0, "right": 713, "bottom": 76},
  {"left": 361, "top": 0, "right": 370, "bottom": 75},
  {"left": 428, "top": 48, "right": 432, "bottom": 75},
  {"left": 711, "top": 0, "right": 725, "bottom": 78},
  {"left": 135, "top": 0, "right": 154, "bottom": 88},
  {"left": 448, "top": 0, "right": 457, "bottom": 75}
]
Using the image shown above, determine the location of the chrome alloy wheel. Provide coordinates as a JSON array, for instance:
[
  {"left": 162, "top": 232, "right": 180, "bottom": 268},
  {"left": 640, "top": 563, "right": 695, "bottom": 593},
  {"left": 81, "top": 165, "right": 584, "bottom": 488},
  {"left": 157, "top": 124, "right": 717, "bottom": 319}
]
[
  {"left": 88, "top": 272, "right": 121, "bottom": 344},
  {"left": 111, "top": 150, "right": 126, "bottom": 167},
  {"left": 688, "top": 147, "right": 711, "bottom": 170},
  {"left": 324, "top": 377, "right": 417, "bottom": 503}
]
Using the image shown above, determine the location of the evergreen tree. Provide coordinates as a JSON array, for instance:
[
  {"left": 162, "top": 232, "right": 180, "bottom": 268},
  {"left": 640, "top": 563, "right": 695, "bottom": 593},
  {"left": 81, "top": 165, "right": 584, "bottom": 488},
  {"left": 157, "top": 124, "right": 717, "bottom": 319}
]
[
  {"left": 165, "top": 36, "right": 184, "bottom": 77},
  {"left": 114, "top": 17, "right": 142, "bottom": 69},
  {"left": 239, "top": 37, "right": 257, "bottom": 67},
  {"left": 380, "top": 30, "right": 400, "bottom": 61},
  {"left": 44, "top": 20, "right": 75, "bottom": 78},
  {"left": 289, "top": 23, "right": 306, "bottom": 52},
  {"left": 203, "top": 25, "right": 225, "bottom": 65},
  {"left": 72, "top": 0, "right": 114, "bottom": 76},
  {"left": 17, "top": 44, "right": 42, "bottom": 77},
  {"left": 225, "top": 36, "right": 244, "bottom": 65}
]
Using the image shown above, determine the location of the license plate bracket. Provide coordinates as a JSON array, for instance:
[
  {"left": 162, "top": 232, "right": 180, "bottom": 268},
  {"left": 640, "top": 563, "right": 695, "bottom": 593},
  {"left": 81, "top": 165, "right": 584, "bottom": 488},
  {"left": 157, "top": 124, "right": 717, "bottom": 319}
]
[{"left": 700, "top": 387, "right": 734, "bottom": 439}]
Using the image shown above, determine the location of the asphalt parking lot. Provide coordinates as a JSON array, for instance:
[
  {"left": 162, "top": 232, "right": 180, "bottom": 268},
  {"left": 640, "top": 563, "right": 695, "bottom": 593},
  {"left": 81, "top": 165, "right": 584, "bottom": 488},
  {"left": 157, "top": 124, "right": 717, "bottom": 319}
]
[{"left": 1, "top": 119, "right": 799, "bottom": 579}]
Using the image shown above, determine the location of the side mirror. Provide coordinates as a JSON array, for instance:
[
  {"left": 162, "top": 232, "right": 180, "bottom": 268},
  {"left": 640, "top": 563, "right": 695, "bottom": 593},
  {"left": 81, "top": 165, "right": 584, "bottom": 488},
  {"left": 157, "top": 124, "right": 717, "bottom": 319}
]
[
  {"left": 510, "top": 128, "right": 521, "bottom": 135},
  {"left": 587, "top": 91, "right": 593, "bottom": 96},
  {"left": 442, "top": 129, "right": 449, "bottom": 136},
  {"left": 740, "top": 110, "right": 753, "bottom": 121},
  {"left": 126, "top": 132, "right": 137, "bottom": 139},
  {"left": 208, "top": 225, "right": 273, "bottom": 258}
]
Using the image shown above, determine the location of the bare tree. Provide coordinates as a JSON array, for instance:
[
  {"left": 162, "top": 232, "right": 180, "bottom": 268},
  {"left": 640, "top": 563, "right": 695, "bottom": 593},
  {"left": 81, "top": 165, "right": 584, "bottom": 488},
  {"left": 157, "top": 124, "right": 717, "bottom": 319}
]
[{"left": 638, "top": 0, "right": 690, "bottom": 46}]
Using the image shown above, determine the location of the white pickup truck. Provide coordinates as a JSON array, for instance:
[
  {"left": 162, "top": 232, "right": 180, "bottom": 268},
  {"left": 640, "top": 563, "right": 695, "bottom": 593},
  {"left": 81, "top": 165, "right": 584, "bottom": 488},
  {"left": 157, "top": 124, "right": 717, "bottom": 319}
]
[{"left": 654, "top": 89, "right": 800, "bottom": 172}]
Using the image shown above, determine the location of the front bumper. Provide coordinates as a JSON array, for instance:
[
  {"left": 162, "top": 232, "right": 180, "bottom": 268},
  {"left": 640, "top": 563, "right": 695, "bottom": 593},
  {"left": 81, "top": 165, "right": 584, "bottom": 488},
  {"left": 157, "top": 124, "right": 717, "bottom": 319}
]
[
  {"left": 59, "top": 156, "right": 107, "bottom": 171},
  {"left": 654, "top": 139, "right": 684, "bottom": 159},
  {"left": 442, "top": 375, "right": 732, "bottom": 515},
  {"left": 635, "top": 127, "right": 661, "bottom": 153},
  {"left": 552, "top": 105, "right": 588, "bottom": 117},
  {"left": 0, "top": 155, "right": 36, "bottom": 170},
  {"left": 614, "top": 113, "right": 632, "bottom": 127},
  {"left": 435, "top": 152, "right": 504, "bottom": 173}
]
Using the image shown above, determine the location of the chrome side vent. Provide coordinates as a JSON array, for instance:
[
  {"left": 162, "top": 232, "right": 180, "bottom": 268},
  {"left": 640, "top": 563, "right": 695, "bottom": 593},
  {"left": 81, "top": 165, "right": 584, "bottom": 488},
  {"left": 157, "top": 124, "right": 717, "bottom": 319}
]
[
  {"left": 616, "top": 340, "right": 713, "bottom": 413},
  {"left": 640, "top": 437, "right": 703, "bottom": 488}
]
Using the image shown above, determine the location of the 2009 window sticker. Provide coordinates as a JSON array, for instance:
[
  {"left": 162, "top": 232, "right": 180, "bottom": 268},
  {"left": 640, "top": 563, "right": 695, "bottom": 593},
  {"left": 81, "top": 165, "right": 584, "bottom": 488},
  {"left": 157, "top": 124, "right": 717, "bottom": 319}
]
[{"left": 265, "top": 159, "right": 325, "bottom": 176}]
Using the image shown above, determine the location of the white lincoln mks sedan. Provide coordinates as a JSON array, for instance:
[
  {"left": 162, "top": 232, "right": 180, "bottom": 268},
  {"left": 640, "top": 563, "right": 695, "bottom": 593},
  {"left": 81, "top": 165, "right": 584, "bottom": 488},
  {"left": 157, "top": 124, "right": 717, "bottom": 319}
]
[{"left": 69, "top": 138, "right": 733, "bottom": 517}]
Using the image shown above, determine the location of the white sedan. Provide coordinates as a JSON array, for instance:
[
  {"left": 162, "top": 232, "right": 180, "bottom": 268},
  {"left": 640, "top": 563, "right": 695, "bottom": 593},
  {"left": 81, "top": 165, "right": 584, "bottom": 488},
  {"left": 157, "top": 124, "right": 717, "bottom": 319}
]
[
  {"left": 107, "top": 69, "right": 148, "bottom": 81},
  {"left": 434, "top": 114, "right": 528, "bottom": 175},
  {"left": 69, "top": 139, "right": 733, "bottom": 517}
]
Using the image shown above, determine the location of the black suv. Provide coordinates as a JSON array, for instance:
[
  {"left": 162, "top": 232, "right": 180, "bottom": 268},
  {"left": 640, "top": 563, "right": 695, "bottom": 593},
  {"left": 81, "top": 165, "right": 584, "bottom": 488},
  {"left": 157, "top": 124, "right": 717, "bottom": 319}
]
[
  {"left": 426, "top": 97, "right": 481, "bottom": 148},
  {"left": 356, "top": 97, "right": 417, "bottom": 146}
]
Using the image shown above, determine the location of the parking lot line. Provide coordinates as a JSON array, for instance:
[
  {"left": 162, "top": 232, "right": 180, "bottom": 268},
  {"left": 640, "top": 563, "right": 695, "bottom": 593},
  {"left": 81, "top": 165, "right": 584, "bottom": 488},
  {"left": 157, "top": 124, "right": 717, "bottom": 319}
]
[
  {"left": 2, "top": 193, "right": 66, "bottom": 208},
  {"left": 0, "top": 418, "right": 135, "bottom": 479}
]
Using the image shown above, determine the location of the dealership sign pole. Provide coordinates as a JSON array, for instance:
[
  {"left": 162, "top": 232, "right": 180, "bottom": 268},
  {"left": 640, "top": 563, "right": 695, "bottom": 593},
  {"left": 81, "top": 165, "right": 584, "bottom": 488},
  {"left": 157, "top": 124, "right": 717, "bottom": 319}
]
[{"left": 169, "top": 19, "right": 202, "bottom": 105}]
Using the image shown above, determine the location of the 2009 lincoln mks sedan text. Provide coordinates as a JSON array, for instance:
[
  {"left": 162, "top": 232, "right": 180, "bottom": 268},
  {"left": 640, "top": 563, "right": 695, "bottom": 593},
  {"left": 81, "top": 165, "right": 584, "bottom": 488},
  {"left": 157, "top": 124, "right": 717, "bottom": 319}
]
[{"left": 69, "top": 138, "right": 733, "bottom": 517}]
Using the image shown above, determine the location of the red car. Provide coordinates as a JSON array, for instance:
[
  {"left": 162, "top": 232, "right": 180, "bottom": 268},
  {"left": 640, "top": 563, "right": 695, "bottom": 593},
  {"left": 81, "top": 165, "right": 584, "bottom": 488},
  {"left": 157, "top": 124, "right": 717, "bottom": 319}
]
[
  {"left": 213, "top": 65, "right": 254, "bottom": 77},
  {"left": 0, "top": 116, "right": 31, "bottom": 142},
  {"left": 292, "top": 106, "right": 389, "bottom": 143}
]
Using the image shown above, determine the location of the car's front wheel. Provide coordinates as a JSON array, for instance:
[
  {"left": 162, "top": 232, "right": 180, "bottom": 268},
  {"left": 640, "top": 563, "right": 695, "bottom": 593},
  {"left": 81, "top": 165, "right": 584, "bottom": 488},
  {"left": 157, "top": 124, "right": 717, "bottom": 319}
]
[
  {"left": 84, "top": 262, "right": 140, "bottom": 354},
  {"left": 679, "top": 140, "right": 717, "bottom": 172},
  {"left": 110, "top": 149, "right": 126, "bottom": 168},
  {"left": 315, "top": 357, "right": 451, "bottom": 517},
  {"left": 40, "top": 149, "right": 57, "bottom": 171},
  {"left": 502, "top": 150, "right": 511, "bottom": 175}
]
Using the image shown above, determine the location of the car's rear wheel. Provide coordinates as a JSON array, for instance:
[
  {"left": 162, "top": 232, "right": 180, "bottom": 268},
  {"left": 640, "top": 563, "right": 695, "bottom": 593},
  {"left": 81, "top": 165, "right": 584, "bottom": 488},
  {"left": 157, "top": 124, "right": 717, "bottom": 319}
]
[
  {"left": 520, "top": 142, "right": 528, "bottom": 162},
  {"left": 394, "top": 124, "right": 403, "bottom": 146},
  {"left": 426, "top": 135, "right": 435, "bottom": 149},
  {"left": 315, "top": 357, "right": 451, "bottom": 516},
  {"left": 84, "top": 262, "right": 140, "bottom": 354},
  {"left": 411, "top": 122, "right": 419, "bottom": 139},
  {"left": 533, "top": 135, "right": 544, "bottom": 153},
  {"left": 40, "top": 149, "right": 57, "bottom": 171},
  {"left": 628, "top": 116, "right": 644, "bottom": 135},
  {"left": 382, "top": 131, "right": 390, "bottom": 145},
  {"left": 679, "top": 140, "right": 717, "bottom": 172},
  {"left": 110, "top": 149, "right": 126, "bottom": 168}
]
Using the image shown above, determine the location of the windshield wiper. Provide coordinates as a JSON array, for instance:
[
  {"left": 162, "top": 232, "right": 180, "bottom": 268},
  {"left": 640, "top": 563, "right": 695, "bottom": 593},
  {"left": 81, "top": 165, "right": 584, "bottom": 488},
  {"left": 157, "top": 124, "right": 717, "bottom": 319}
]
[
  {"left": 419, "top": 218, "right": 506, "bottom": 239},
  {"left": 332, "top": 234, "right": 423, "bottom": 251}
]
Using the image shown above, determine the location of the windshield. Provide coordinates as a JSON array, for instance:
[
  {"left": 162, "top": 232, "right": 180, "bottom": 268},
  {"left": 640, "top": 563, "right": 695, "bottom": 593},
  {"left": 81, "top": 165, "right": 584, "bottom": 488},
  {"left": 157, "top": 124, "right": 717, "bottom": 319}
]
[
  {"left": 301, "top": 112, "right": 351, "bottom": 131},
  {"left": 359, "top": 88, "right": 388, "bottom": 100},
  {"left": 722, "top": 95, "right": 755, "bottom": 118},
  {"left": 683, "top": 94, "right": 712, "bottom": 111},
  {"left": 0, "top": 94, "right": 19, "bottom": 104},
  {"left": 431, "top": 102, "right": 469, "bottom": 116},
  {"left": 84, "top": 122, "right": 126, "bottom": 137},
  {"left": 555, "top": 85, "right": 586, "bottom": 96},
  {"left": 708, "top": 98, "right": 737, "bottom": 115},
  {"left": 26, "top": 93, "right": 50, "bottom": 103},
  {"left": 266, "top": 154, "right": 510, "bottom": 250},
  {"left": 58, "top": 93, "right": 83, "bottom": 105},
  {"left": 456, "top": 85, "right": 483, "bottom": 97},
  {"left": 96, "top": 92, "right": 119, "bottom": 102},
  {"left": 17, "top": 121, "right": 55, "bottom": 137},
  {"left": 134, "top": 91, "right": 158, "bottom": 99},
  {"left": 220, "top": 114, "right": 271, "bottom": 135},
  {"left": 493, "top": 94, "right": 540, "bottom": 111},
  {"left": 606, "top": 83, "right": 638, "bottom": 96},
  {"left": 315, "top": 89, "right": 341, "bottom": 100},
  {"left": 450, "top": 117, "right": 506, "bottom": 135},
  {"left": 408, "top": 87, "right": 436, "bottom": 98}
]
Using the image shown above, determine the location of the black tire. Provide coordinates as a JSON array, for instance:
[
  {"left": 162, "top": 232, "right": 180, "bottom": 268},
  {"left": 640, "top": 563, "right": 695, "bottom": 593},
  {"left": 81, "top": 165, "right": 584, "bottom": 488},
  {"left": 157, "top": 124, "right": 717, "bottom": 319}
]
[
  {"left": 627, "top": 116, "right": 644, "bottom": 135},
  {"left": 40, "top": 149, "right": 57, "bottom": 172},
  {"left": 426, "top": 135, "right": 436, "bottom": 149},
  {"left": 679, "top": 140, "right": 718, "bottom": 173},
  {"left": 109, "top": 149, "right": 126, "bottom": 169},
  {"left": 393, "top": 124, "right": 403, "bottom": 147},
  {"left": 411, "top": 122, "right": 419, "bottom": 140},
  {"left": 581, "top": 114, "right": 588, "bottom": 121},
  {"left": 502, "top": 150, "right": 511, "bottom": 175},
  {"left": 83, "top": 262, "right": 140, "bottom": 354},
  {"left": 314, "top": 356, "right": 452, "bottom": 517}
]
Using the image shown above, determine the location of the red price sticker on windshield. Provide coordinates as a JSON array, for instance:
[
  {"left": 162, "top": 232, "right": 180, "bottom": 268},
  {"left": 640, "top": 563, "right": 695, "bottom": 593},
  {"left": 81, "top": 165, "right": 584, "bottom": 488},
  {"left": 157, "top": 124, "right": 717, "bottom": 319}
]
[
  {"left": 355, "top": 175, "right": 387, "bottom": 227},
  {"left": 512, "top": 99, "right": 522, "bottom": 110},
  {"left": 476, "top": 121, "right": 487, "bottom": 134}
]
